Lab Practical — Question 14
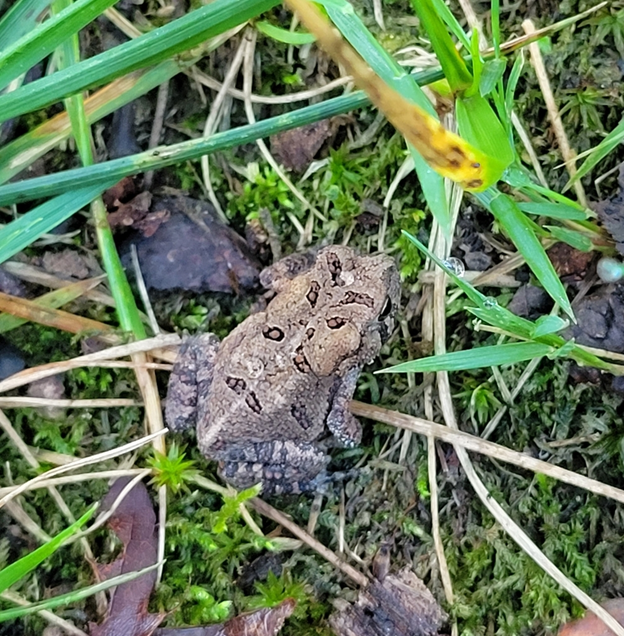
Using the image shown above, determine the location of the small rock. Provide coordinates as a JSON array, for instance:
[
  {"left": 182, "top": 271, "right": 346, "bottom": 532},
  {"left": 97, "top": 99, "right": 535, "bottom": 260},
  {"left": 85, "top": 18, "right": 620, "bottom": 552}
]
[
  {"left": 0, "top": 267, "right": 28, "bottom": 297},
  {"left": 41, "top": 250, "right": 90, "bottom": 280},
  {"left": 464, "top": 251, "right": 492, "bottom": 271},
  {"left": 27, "top": 375, "right": 66, "bottom": 419},
  {"left": 508, "top": 284, "right": 552, "bottom": 319},
  {"left": 565, "top": 284, "right": 624, "bottom": 353},
  {"left": 0, "top": 337, "right": 25, "bottom": 380}
]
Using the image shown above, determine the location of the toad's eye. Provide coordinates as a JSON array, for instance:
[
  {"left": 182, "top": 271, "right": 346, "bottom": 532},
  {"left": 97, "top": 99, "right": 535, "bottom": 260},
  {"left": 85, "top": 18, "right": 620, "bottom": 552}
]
[{"left": 379, "top": 297, "right": 393, "bottom": 320}]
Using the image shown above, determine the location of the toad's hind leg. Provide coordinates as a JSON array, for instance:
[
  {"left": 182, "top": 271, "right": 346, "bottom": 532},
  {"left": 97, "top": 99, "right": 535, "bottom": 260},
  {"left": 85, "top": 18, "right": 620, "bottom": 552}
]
[
  {"left": 216, "top": 440, "right": 330, "bottom": 494},
  {"left": 165, "top": 334, "right": 220, "bottom": 432}
]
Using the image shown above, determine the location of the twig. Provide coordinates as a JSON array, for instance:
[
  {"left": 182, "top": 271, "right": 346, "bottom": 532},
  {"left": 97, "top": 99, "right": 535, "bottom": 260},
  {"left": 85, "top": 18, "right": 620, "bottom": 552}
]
[
  {"left": 0, "top": 397, "right": 138, "bottom": 408},
  {"left": 190, "top": 68, "right": 352, "bottom": 105},
  {"left": 522, "top": 19, "right": 587, "bottom": 206},
  {"left": 251, "top": 498, "right": 369, "bottom": 587},
  {"left": 4, "top": 500, "right": 51, "bottom": 543},
  {"left": 511, "top": 109, "right": 548, "bottom": 187},
  {"left": 0, "top": 334, "right": 181, "bottom": 393},
  {"left": 144, "top": 80, "right": 170, "bottom": 189},
  {"left": 242, "top": 28, "right": 325, "bottom": 246},
  {"left": 0, "top": 469, "right": 149, "bottom": 497},
  {"left": 0, "top": 430, "right": 166, "bottom": 509},
  {"left": 131, "top": 244, "right": 161, "bottom": 335},
  {"left": 0, "top": 590, "right": 88, "bottom": 636},
  {"left": 0, "top": 409, "right": 108, "bottom": 614},
  {"left": 200, "top": 34, "right": 248, "bottom": 223},
  {"left": 351, "top": 401, "right": 624, "bottom": 506},
  {"left": 1, "top": 261, "right": 115, "bottom": 308}
]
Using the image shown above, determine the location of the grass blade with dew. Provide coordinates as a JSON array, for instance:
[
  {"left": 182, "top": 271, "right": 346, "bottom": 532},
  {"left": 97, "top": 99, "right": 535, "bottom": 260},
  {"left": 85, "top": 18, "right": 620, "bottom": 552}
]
[
  {"left": 475, "top": 189, "right": 574, "bottom": 319},
  {"left": 400, "top": 230, "right": 614, "bottom": 372}
]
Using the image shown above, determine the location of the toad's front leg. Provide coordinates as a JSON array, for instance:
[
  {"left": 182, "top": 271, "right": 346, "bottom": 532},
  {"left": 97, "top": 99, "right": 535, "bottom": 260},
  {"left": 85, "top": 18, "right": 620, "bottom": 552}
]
[
  {"left": 326, "top": 367, "right": 363, "bottom": 447},
  {"left": 165, "top": 333, "right": 220, "bottom": 432}
]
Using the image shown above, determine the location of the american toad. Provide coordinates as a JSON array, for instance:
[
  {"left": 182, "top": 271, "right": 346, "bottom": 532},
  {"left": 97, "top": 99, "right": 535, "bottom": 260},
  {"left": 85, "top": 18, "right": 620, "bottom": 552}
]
[{"left": 165, "top": 245, "right": 400, "bottom": 494}]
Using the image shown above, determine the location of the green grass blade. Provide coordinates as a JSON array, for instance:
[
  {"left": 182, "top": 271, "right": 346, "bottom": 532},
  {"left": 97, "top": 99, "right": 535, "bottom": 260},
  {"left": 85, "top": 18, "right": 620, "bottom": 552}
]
[
  {"left": 256, "top": 20, "right": 316, "bottom": 44},
  {"left": 0, "top": 61, "right": 189, "bottom": 184},
  {"left": 400, "top": 230, "right": 535, "bottom": 337},
  {"left": 0, "top": 0, "right": 50, "bottom": 49},
  {"left": 546, "top": 226, "right": 593, "bottom": 252},
  {"left": 52, "top": 0, "right": 145, "bottom": 338},
  {"left": 0, "top": 93, "right": 370, "bottom": 205},
  {"left": 479, "top": 59, "right": 506, "bottom": 97},
  {"left": 476, "top": 190, "right": 574, "bottom": 318},
  {"left": 96, "top": 199, "right": 145, "bottom": 336},
  {"left": 456, "top": 94, "right": 514, "bottom": 169},
  {"left": 380, "top": 342, "right": 554, "bottom": 373},
  {"left": 0, "top": 66, "right": 447, "bottom": 205},
  {"left": 0, "top": 183, "right": 115, "bottom": 263},
  {"left": 504, "top": 51, "right": 524, "bottom": 116},
  {"left": 400, "top": 230, "right": 616, "bottom": 372},
  {"left": 0, "top": 0, "right": 280, "bottom": 123},
  {"left": 566, "top": 116, "right": 624, "bottom": 187},
  {"left": 409, "top": 0, "right": 472, "bottom": 92},
  {"left": 318, "top": 0, "right": 451, "bottom": 236},
  {"left": 430, "top": 0, "right": 471, "bottom": 50},
  {"left": 0, "top": 505, "right": 96, "bottom": 594},
  {"left": 517, "top": 201, "right": 587, "bottom": 221},
  {"left": 0, "top": 0, "right": 119, "bottom": 91},
  {"left": 0, "top": 562, "right": 160, "bottom": 621}
]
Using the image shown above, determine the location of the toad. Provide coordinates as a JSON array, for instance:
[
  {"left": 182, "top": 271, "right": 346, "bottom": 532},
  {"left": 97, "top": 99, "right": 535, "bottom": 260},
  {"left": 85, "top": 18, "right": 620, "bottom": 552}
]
[{"left": 165, "top": 245, "right": 400, "bottom": 494}]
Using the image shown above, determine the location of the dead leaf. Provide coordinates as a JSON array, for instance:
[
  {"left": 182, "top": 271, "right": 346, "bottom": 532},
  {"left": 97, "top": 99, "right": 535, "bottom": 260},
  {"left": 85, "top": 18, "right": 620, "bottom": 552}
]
[
  {"left": 329, "top": 566, "right": 444, "bottom": 636},
  {"left": 107, "top": 192, "right": 154, "bottom": 231},
  {"left": 103, "top": 177, "right": 138, "bottom": 208},
  {"left": 89, "top": 477, "right": 164, "bottom": 636},
  {"left": 559, "top": 598, "right": 624, "bottom": 636},
  {"left": 271, "top": 120, "right": 332, "bottom": 172}
]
